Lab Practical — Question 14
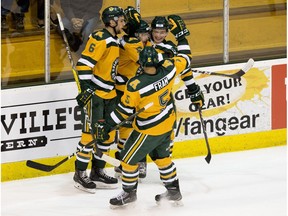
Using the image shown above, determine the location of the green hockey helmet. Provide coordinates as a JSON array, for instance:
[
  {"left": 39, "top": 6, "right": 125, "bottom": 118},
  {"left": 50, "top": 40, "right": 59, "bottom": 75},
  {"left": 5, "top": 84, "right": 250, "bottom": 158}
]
[
  {"left": 101, "top": 6, "right": 125, "bottom": 25},
  {"left": 151, "top": 16, "right": 169, "bottom": 30},
  {"left": 135, "top": 20, "right": 150, "bottom": 33},
  {"left": 139, "top": 46, "right": 159, "bottom": 67}
]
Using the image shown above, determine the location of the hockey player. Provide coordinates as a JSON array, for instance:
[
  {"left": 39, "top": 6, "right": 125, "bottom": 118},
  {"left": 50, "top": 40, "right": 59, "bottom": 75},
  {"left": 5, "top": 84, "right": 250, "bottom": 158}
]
[
  {"left": 136, "top": 16, "right": 187, "bottom": 179},
  {"left": 95, "top": 15, "right": 204, "bottom": 207},
  {"left": 114, "top": 6, "right": 151, "bottom": 179},
  {"left": 73, "top": 6, "right": 126, "bottom": 193}
]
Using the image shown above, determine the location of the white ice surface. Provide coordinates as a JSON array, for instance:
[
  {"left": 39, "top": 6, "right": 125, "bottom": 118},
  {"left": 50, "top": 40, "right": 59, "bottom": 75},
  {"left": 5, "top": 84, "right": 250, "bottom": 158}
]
[{"left": 1, "top": 146, "right": 286, "bottom": 216}]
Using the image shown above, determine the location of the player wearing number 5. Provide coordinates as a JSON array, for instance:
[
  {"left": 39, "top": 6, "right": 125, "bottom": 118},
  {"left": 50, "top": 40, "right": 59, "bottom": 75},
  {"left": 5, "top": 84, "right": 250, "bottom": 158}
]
[{"left": 95, "top": 15, "right": 204, "bottom": 207}]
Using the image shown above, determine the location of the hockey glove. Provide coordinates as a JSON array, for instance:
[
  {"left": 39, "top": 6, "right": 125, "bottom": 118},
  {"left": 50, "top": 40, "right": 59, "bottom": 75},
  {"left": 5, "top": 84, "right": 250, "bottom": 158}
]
[
  {"left": 94, "top": 119, "right": 111, "bottom": 142},
  {"left": 187, "top": 84, "right": 204, "bottom": 107},
  {"left": 123, "top": 6, "right": 141, "bottom": 36},
  {"left": 76, "top": 87, "right": 94, "bottom": 108},
  {"left": 124, "top": 6, "right": 141, "bottom": 24},
  {"left": 76, "top": 80, "right": 96, "bottom": 107},
  {"left": 167, "top": 15, "right": 190, "bottom": 40}
]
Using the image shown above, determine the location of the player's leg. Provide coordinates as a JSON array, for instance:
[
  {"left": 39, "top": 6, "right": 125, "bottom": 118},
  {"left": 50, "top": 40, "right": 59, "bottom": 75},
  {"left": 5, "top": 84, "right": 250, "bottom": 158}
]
[
  {"left": 73, "top": 101, "right": 96, "bottom": 193},
  {"left": 110, "top": 130, "right": 154, "bottom": 208},
  {"left": 114, "top": 125, "right": 133, "bottom": 178},
  {"left": 150, "top": 131, "right": 182, "bottom": 205},
  {"left": 89, "top": 95, "right": 118, "bottom": 188}
]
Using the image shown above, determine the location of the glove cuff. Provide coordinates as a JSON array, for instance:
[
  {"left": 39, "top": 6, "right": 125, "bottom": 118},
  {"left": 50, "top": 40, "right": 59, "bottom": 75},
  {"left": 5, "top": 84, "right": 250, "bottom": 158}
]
[
  {"left": 175, "top": 29, "right": 190, "bottom": 40},
  {"left": 186, "top": 83, "right": 199, "bottom": 92},
  {"left": 188, "top": 88, "right": 202, "bottom": 99}
]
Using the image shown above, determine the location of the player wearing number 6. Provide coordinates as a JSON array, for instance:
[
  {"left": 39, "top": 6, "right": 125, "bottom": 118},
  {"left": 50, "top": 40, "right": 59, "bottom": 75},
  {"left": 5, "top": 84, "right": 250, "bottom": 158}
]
[{"left": 72, "top": 6, "right": 126, "bottom": 193}]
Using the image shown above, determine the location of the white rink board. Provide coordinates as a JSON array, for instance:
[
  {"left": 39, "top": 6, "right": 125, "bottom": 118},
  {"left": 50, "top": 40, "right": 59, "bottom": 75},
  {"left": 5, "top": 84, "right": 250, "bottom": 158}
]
[{"left": 1, "top": 59, "right": 286, "bottom": 163}]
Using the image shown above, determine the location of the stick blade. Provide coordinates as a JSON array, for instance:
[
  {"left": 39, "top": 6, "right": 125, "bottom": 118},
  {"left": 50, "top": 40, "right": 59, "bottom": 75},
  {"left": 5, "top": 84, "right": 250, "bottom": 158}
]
[
  {"left": 241, "top": 58, "right": 254, "bottom": 74},
  {"left": 26, "top": 160, "right": 55, "bottom": 172},
  {"left": 26, "top": 157, "right": 68, "bottom": 172},
  {"left": 230, "top": 58, "right": 255, "bottom": 79},
  {"left": 205, "top": 153, "right": 212, "bottom": 164}
]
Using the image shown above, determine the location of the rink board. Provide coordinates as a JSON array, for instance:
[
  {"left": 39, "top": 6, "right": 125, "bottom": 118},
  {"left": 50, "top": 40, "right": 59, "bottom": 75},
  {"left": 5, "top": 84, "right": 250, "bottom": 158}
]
[{"left": 1, "top": 58, "right": 287, "bottom": 181}]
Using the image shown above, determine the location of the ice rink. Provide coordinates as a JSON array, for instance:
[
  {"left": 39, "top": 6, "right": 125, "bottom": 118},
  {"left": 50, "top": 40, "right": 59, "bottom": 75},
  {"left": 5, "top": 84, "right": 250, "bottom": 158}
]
[{"left": 1, "top": 146, "right": 286, "bottom": 216}]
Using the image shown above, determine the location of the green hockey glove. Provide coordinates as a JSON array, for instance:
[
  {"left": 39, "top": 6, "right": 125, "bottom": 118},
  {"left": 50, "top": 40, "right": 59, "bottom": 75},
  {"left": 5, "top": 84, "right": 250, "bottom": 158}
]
[
  {"left": 123, "top": 6, "right": 141, "bottom": 36},
  {"left": 187, "top": 84, "right": 204, "bottom": 107},
  {"left": 94, "top": 119, "right": 111, "bottom": 142},
  {"left": 76, "top": 87, "right": 94, "bottom": 108}
]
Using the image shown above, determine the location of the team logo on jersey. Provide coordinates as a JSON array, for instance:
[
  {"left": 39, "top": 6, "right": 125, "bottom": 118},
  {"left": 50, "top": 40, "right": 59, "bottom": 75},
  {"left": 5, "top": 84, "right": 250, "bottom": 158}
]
[
  {"left": 162, "top": 59, "right": 173, "bottom": 67},
  {"left": 95, "top": 31, "right": 104, "bottom": 38},
  {"left": 129, "top": 79, "right": 140, "bottom": 90}
]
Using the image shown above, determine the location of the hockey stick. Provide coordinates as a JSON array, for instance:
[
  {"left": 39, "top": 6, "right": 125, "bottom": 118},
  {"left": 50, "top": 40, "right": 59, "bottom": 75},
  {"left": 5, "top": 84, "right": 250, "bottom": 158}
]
[
  {"left": 192, "top": 58, "right": 254, "bottom": 78},
  {"left": 26, "top": 102, "right": 154, "bottom": 172},
  {"left": 56, "top": 13, "right": 124, "bottom": 167},
  {"left": 198, "top": 106, "right": 211, "bottom": 164}
]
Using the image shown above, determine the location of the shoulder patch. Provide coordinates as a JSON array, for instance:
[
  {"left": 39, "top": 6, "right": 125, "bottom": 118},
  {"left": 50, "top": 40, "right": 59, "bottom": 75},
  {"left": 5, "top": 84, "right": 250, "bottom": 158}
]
[
  {"left": 95, "top": 31, "right": 104, "bottom": 38},
  {"left": 127, "top": 37, "right": 140, "bottom": 44},
  {"left": 129, "top": 79, "right": 141, "bottom": 90},
  {"left": 162, "top": 59, "right": 173, "bottom": 68}
]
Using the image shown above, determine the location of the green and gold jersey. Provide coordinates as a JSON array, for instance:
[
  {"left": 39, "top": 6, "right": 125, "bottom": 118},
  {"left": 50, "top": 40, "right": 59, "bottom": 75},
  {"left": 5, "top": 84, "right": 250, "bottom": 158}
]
[
  {"left": 108, "top": 56, "right": 192, "bottom": 135},
  {"left": 76, "top": 29, "right": 119, "bottom": 99},
  {"left": 116, "top": 35, "right": 144, "bottom": 92}
]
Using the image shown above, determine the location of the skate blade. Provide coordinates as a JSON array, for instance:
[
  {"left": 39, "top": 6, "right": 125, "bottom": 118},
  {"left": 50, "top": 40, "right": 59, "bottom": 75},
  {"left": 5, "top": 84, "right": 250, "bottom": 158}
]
[
  {"left": 110, "top": 201, "right": 136, "bottom": 209},
  {"left": 94, "top": 181, "right": 119, "bottom": 189},
  {"left": 74, "top": 183, "right": 96, "bottom": 194},
  {"left": 156, "top": 199, "right": 183, "bottom": 207}
]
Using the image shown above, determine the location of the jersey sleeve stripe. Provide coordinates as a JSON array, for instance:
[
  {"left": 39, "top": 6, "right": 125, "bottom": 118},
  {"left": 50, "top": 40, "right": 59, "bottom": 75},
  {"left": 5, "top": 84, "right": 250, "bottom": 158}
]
[
  {"left": 91, "top": 75, "right": 114, "bottom": 91},
  {"left": 136, "top": 103, "right": 174, "bottom": 127},
  {"left": 78, "top": 57, "right": 95, "bottom": 68}
]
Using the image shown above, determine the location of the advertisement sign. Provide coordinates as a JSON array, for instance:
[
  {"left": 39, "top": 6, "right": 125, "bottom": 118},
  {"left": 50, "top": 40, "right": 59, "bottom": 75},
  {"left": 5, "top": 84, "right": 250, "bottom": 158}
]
[
  {"left": 1, "top": 59, "right": 286, "bottom": 163},
  {"left": 1, "top": 83, "right": 81, "bottom": 163}
]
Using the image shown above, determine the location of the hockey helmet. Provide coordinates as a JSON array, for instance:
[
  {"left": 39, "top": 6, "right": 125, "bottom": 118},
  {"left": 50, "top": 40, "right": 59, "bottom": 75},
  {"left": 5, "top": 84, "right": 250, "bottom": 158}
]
[
  {"left": 139, "top": 46, "right": 159, "bottom": 67},
  {"left": 151, "top": 16, "right": 169, "bottom": 30},
  {"left": 101, "top": 6, "right": 125, "bottom": 25},
  {"left": 135, "top": 20, "right": 150, "bottom": 33}
]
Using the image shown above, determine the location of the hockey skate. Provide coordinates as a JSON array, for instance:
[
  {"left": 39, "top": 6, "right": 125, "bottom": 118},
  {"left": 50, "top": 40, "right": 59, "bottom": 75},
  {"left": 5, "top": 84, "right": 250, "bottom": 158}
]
[
  {"left": 73, "top": 169, "right": 96, "bottom": 194},
  {"left": 155, "top": 179, "right": 183, "bottom": 206},
  {"left": 138, "top": 162, "right": 147, "bottom": 179},
  {"left": 110, "top": 190, "right": 137, "bottom": 209},
  {"left": 90, "top": 167, "right": 118, "bottom": 189}
]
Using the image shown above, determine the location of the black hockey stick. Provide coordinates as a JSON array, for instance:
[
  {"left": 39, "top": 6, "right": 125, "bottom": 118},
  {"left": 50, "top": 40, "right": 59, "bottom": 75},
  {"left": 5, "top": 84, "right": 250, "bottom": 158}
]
[
  {"left": 198, "top": 106, "right": 211, "bottom": 164},
  {"left": 192, "top": 58, "right": 254, "bottom": 78},
  {"left": 26, "top": 102, "right": 154, "bottom": 172}
]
